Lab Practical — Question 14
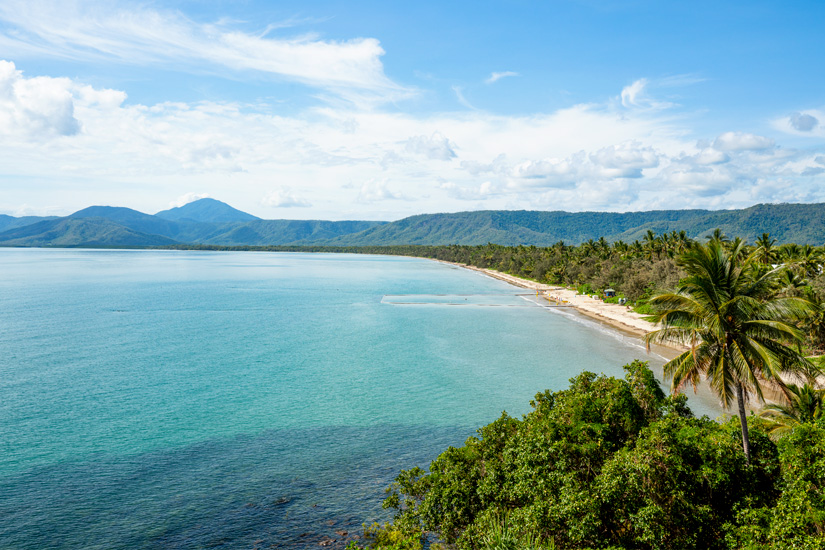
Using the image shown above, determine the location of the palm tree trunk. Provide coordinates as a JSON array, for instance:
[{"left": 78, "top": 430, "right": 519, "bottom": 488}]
[{"left": 736, "top": 383, "right": 751, "bottom": 465}]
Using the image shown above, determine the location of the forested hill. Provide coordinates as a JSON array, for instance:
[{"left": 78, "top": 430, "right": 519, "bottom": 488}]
[
  {"left": 2, "top": 200, "right": 825, "bottom": 247},
  {"left": 323, "top": 202, "right": 825, "bottom": 246}
]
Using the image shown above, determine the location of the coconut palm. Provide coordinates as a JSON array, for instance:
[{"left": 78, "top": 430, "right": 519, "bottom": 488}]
[
  {"left": 642, "top": 230, "right": 660, "bottom": 260},
  {"left": 644, "top": 239, "right": 815, "bottom": 463},
  {"left": 706, "top": 228, "right": 729, "bottom": 245},
  {"left": 754, "top": 233, "right": 777, "bottom": 265},
  {"left": 760, "top": 383, "right": 825, "bottom": 438}
]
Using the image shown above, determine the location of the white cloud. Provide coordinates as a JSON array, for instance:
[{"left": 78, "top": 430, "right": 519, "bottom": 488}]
[
  {"left": 460, "top": 155, "right": 509, "bottom": 177},
  {"left": 357, "top": 179, "right": 403, "bottom": 203},
  {"left": 170, "top": 192, "right": 210, "bottom": 208},
  {"left": 0, "top": 0, "right": 411, "bottom": 106},
  {"left": 485, "top": 71, "right": 519, "bottom": 84},
  {"left": 620, "top": 78, "right": 648, "bottom": 108},
  {"left": 404, "top": 133, "right": 457, "bottom": 161},
  {"left": 0, "top": 60, "right": 80, "bottom": 138},
  {"left": 589, "top": 142, "right": 660, "bottom": 178},
  {"left": 680, "top": 148, "right": 730, "bottom": 166},
  {"left": 440, "top": 180, "right": 500, "bottom": 200},
  {"left": 262, "top": 188, "right": 312, "bottom": 208},
  {"left": 512, "top": 157, "right": 580, "bottom": 188},
  {"left": 619, "top": 77, "right": 680, "bottom": 111},
  {"left": 712, "top": 131, "right": 775, "bottom": 152}
]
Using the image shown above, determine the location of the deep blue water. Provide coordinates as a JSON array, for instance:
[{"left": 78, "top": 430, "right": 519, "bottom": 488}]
[{"left": 0, "top": 249, "right": 716, "bottom": 549}]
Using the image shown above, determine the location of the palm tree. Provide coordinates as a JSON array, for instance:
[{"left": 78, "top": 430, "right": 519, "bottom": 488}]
[
  {"left": 644, "top": 239, "right": 815, "bottom": 463},
  {"left": 796, "top": 245, "right": 822, "bottom": 278},
  {"left": 643, "top": 230, "right": 660, "bottom": 260},
  {"left": 754, "top": 233, "right": 777, "bottom": 265},
  {"left": 760, "top": 383, "right": 825, "bottom": 439},
  {"left": 706, "top": 228, "right": 729, "bottom": 244}
]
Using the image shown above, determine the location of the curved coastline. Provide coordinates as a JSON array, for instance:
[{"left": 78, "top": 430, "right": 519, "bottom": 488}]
[
  {"left": 442, "top": 261, "right": 798, "bottom": 413},
  {"left": 438, "top": 261, "right": 669, "bottom": 343}
]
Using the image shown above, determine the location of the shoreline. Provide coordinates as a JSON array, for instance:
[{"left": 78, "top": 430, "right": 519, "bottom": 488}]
[
  {"left": 451, "top": 263, "right": 681, "bottom": 350},
  {"left": 447, "top": 262, "right": 803, "bottom": 412}
]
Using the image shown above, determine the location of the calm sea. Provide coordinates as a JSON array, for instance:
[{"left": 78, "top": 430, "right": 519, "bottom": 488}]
[{"left": 0, "top": 249, "right": 717, "bottom": 549}]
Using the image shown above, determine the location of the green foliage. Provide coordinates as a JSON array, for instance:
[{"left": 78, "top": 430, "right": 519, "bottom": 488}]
[
  {"left": 576, "top": 283, "right": 595, "bottom": 296},
  {"left": 346, "top": 523, "right": 424, "bottom": 550},
  {"left": 473, "top": 511, "right": 555, "bottom": 550},
  {"left": 645, "top": 239, "right": 816, "bottom": 462},
  {"left": 378, "top": 360, "right": 825, "bottom": 549},
  {"left": 597, "top": 415, "right": 778, "bottom": 550},
  {"left": 723, "top": 420, "right": 825, "bottom": 549},
  {"left": 383, "top": 361, "right": 792, "bottom": 550}
]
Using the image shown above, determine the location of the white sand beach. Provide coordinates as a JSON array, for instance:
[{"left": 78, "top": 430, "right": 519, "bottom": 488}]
[{"left": 459, "top": 265, "right": 660, "bottom": 339}]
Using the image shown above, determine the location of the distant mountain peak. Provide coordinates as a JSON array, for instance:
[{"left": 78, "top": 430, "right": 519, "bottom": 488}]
[{"left": 155, "top": 198, "right": 260, "bottom": 223}]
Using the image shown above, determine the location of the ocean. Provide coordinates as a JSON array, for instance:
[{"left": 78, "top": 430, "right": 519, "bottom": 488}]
[{"left": 0, "top": 249, "right": 717, "bottom": 549}]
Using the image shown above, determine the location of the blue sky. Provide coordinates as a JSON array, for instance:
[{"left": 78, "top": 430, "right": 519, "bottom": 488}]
[{"left": 0, "top": 0, "right": 823, "bottom": 220}]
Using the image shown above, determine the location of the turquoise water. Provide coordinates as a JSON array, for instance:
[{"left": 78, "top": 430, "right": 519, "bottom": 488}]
[{"left": 0, "top": 249, "right": 716, "bottom": 548}]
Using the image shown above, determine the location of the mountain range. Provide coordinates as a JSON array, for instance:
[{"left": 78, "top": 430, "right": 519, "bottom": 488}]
[{"left": 2, "top": 198, "right": 825, "bottom": 248}]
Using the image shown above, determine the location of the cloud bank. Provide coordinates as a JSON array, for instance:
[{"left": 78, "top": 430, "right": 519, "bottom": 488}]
[{"left": 0, "top": 60, "right": 824, "bottom": 219}]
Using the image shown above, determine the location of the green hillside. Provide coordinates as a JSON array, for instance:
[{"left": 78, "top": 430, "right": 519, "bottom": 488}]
[
  {"left": 0, "top": 214, "right": 57, "bottom": 232},
  {"left": 326, "top": 204, "right": 825, "bottom": 246},
  {"left": 204, "top": 219, "right": 386, "bottom": 245},
  {"left": 0, "top": 204, "right": 385, "bottom": 248},
  {"left": 3, "top": 201, "right": 825, "bottom": 247},
  {"left": 0, "top": 218, "right": 179, "bottom": 247}
]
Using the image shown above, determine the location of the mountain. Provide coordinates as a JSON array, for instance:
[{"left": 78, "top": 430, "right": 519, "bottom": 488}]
[
  {"left": 325, "top": 204, "right": 825, "bottom": 246},
  {"left": 69, "top": 206, "right": 187, "bottom": 238},
  {"left": 3, "top": 201, "right": 825, "bottom": 248},
  {"left": 203, "top": 219, "right": 386, "bottom": 246},
  {"left": 155, "top": 198, "right": 260, "bottom": 223},
  {"left": 325, "top": 209, "right": 708, "bottom": 246},
  {"left": 0, "top": 202, "right": 384, "bottom": 247},
  {"left": 0, "top": 214, "right": 57, "bottom": 232},
  {"left": 0, "top": 217, "right": 178, "bottom": 247}
]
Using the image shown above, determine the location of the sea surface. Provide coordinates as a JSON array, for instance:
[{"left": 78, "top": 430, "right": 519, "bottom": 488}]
[{"left": 0, "top": 249, "right": 718, "bottom": 549}]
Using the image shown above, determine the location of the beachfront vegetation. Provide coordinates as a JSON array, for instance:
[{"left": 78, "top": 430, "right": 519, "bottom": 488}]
[{"left": 348, "top": 361, "right": 825, "bottom": 550}]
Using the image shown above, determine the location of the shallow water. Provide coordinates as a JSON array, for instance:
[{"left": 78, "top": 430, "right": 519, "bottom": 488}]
[{"left": 0, "top": 249, "right": 718, "bottom": 548}]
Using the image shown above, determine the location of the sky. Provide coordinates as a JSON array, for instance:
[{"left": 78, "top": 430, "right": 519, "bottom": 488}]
[{"left": 0, "top": 0, "right": 824, "bottom": 220}]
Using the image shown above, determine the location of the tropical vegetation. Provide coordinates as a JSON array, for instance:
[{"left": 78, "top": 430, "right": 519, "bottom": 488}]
[
  {"left": 348, "top": 362, "right": 825, "bottom": 550},
  {"left": 343, "top": 234, "right": 825, "bottom": 549},
  {"left": 644, "top": 238, "right": 816, "bottom": 462}
]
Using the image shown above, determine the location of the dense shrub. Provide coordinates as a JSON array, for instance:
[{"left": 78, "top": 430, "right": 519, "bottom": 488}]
[{"left": 349, "top": 362, "right": 825, "bottom": 550}]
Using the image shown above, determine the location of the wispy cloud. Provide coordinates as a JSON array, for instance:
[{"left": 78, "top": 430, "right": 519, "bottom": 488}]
[
  {"left": 621, "top": 79, "right": 649, "bottom": 107},
  {"left": 485, "top": 71, "right": 519, "bottom": 84},
  {"left": 451, "top": 85, "right": 476, "bottom": 110},
  {"left": 0, "top": 0, "right": 412, "bottom": 106}
]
